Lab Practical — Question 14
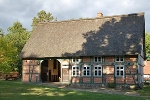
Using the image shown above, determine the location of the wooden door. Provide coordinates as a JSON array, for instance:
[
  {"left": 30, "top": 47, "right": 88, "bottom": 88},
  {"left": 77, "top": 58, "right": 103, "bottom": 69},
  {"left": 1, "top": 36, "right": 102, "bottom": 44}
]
[{"left": 62, "top": 68, "right": 69, "bottom": 82}]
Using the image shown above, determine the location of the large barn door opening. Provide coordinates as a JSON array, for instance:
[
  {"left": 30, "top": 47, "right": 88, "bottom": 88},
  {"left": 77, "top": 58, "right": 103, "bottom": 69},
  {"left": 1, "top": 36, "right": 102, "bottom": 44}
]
[{"left": 48, "top": 59, "right": 61, "bottom": 82}]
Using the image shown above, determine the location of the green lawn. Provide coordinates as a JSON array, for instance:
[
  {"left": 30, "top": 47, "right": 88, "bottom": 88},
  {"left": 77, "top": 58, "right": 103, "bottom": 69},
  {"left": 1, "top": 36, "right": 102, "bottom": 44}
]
[
  {"left": 0, "top": 80, "right": 150, "bottom": 100},
  {"left": 137, "top": 82, "right": 150, "bottom": 96}
]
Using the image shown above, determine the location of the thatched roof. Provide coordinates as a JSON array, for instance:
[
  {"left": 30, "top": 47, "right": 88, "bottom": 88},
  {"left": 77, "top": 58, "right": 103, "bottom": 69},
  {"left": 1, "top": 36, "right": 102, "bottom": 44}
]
[{"left": 20, "top": 12, "right": 145, "bottom": 58}]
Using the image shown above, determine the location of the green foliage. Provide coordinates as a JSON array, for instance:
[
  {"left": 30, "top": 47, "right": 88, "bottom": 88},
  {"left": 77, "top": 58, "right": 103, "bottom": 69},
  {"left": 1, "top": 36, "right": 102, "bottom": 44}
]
[
  {"left": 4, "top": 22, "right": 30, "bottom": 74},
  {"left": 107, "top": 82, "right": 116, "bottom": 88},
  {"left": 144, "top": 81, "right": 150, "bottom": 85},
  {"left": 69, "top": 18, "right": 75, "bottom": 20},
  {"left": 0, "top": 10, "right": 55, "bottom": 74},
  {"left": 137, "top": 83, "right": 150, "bottom": 96},
  {"left": 0, "top": 37, "right": 18, "bottom": 73},
  {"left": 0, "top": 28, "right": 4, "bottom": 37},
  {"left": 31, "top": 10, "right": 55, "bottom": 30},
  {"left": 6, "top": 21, "right": 30, "bottom": 52},
  {"left": 145, "top": 32, "right": 150, "bottom": 60}
]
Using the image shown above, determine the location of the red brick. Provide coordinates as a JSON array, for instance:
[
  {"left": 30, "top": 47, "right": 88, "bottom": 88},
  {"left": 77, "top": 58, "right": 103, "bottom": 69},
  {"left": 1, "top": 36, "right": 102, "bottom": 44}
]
[
  {"left": 125, "top": 56, "right": 137, "bottom": 62},
  {"left": 83, "top": 78, "right": 91, "bottom": 83},
  {"left": 22, "top": 74, "right": 29, "bottom": 82},
  {"left": 93, "top": 77, "right": 102, "bottom": 83},
  {"left": 105, "top": 56, "right": 114, "bottom": 62},
  {"left": 22, "top": 66, "right": 29, "bottom": 73},
  {"left": 106, "top": 75, "right": 114, "bottom": 83},
  {"left": 23, "top": 60, "right": 29, "bottom": 65},
  {"left": 105, "top": 66, "right": 114, "bottom": 74},
  {"left": 125, "top": 66, "right": 136, "bottom": 74},
  {"left": 144, "top": 61, "right": 150, "bottom": 74},
  {"left": 83, "top": 57, "right": 91, "bottom": 62},
  {"left": 72, "top": 77, "right": 80, "bottom": 83},
  {"left": 116, "top": 78, "right": 124, "bottom": 83},
  {"left": 126, "top": 76, "right": 135, "bottom": 84}
]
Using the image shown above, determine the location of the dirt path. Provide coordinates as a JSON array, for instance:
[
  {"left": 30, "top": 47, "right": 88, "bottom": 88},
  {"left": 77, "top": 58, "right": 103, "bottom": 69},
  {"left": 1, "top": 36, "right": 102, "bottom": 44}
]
[
  {"left": 41, "top": 83, "right": 140, "bottom": 96},
  {"left": 63, "top": 86, "right": 140, "bottom": 96}
]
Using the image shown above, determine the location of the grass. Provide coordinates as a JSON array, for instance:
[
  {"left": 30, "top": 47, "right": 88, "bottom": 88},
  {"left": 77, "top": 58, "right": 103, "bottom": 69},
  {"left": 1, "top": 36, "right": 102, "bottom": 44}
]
[
  {"left": 137, "top": 82, "right": 150, "bottom": 96},
  {"left": 0, "top": 80, "right": 150, "bottom": 100}
]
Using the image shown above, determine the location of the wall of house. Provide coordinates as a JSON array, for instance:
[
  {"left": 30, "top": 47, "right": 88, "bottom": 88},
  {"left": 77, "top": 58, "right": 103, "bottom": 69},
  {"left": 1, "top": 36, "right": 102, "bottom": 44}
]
[
  {"left": 22, "top": 59, "right": 61, "bottom": 83},
  {"left": 137, "top": 47, "right": 145, "bottom": 85},
  {"left": 144, "top": 61, "right": 150, "bottom": 81},
  {"left": 61, "top": 59, "right": 70, "bottom": 82},
  {"left": 22, "top": 60, "right": 40, "bottom": 82},
  {"left": 70, "top": 55, "right": 138, "bottom": 86},
  {"left": 22, "top": 55, "right": 139, "bottom": 87}
]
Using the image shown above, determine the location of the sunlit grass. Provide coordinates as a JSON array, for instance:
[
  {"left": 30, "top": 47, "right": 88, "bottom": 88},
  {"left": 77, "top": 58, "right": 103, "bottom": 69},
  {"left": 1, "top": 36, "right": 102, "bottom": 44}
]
[
  {"left": 137, "top": 83, "right": 150, "bottom": 96},
  {"left": 0, "top": 80, "right": 150, "bottom": 100}
]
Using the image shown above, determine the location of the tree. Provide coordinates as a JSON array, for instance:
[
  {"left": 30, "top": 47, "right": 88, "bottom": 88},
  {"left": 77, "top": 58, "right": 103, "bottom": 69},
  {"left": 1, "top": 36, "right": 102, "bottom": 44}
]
[
  {"left": 5, "top": 21, "right": 30, "bottom": 74},
  {"left": 31, "top": 10, "right": 55, "bottom": 30},
  {"left": 145, "top": 32, "right": 150, "bottom": 60},
  {"left": 6, "top": 22, "right": 30, "bottom": 53},
  {"left": 0, "top": 37, "right": 18, "bottom": 73},
  {"left": 0, "top": 28, "right": 4, "bottom": 37}
]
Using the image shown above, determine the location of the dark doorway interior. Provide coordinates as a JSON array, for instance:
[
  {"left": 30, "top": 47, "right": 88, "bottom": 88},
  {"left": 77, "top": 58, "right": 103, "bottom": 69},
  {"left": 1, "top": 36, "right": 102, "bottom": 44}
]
[
  {"left": 41, "top": 60, "right": 48, "bottom": 82},
  {"left": 56, "top": 60, "right": 61, "bottom": 82},
  {"left": 58, "top": 61, "right": 61, "bottom": 80}
]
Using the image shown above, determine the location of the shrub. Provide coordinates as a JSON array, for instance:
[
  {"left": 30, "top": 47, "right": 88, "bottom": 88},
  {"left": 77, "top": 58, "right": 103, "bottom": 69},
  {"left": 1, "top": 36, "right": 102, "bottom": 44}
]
[{"left": 108, "top": 82, "right": 116, "bottom": 88}]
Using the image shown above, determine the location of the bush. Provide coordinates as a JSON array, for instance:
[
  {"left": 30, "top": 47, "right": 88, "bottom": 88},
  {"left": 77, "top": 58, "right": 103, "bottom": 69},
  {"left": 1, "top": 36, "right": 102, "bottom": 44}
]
[
  {"left": 108, "top": 82, "right": 116, "bottom": 88},
  {"left": 144, "top": 82, "right": 150, "bottom": 85}
]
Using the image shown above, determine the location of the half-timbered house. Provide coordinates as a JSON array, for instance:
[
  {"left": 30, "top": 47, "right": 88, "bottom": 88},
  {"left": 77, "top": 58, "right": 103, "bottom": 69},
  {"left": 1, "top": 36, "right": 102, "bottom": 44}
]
[{"left": 20, "top": 12, "right": 145, "bottom": 88}]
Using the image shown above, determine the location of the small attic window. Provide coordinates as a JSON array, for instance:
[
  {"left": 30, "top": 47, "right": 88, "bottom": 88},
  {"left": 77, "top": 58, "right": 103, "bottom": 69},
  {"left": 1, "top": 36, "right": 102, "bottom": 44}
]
[
  {"left": 115, "top": 56, "right": 124, "bottom": 62},
  {"left": 94, "top": 57, "right": 102, "bottom": 62},
  {"left": 72, "top": 57, "right": 81, "bottom": 63}
]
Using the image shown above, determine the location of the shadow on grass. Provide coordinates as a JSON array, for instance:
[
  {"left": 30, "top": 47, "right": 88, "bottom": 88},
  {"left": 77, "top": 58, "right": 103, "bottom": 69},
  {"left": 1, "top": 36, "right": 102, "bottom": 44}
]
[
  {"left": 137, "top": 83, "right": 150, "bottom": 96},
  {"left": 0, "top": 80, "right": 150, "bottom": 100}
]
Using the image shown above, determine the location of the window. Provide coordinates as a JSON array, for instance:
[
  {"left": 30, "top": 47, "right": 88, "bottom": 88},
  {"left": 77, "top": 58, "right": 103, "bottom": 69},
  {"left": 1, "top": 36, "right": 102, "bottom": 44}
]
[
  {"left": 115, "top": 56, "right": 124, "bottom": 62},
  {"left": 94, "top": 65, "right": 102, "bottom": 76},
  {"left": 82, "top": 65, "right": 91, "bottom": 76},
  {"left": 115, "top": 65, "right": 124, "bottom": 77},
  {"left": 72, "top": 58, "right": 80, "bottom": 63},
  {"left": 94, "top": 57, "right": 102, "bottom": 62},
  {"left": 72, "top": 65, "right": 80, "bottom": 76}
]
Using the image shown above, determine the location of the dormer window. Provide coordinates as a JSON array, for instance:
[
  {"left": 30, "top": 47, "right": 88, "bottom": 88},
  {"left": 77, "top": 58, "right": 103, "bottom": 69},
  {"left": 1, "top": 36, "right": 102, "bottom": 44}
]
[
  {"left": 115, "top": 56, "right": 124, "bottom": 62},
  {"left": 94, "top": 57, "right": 102, "bottom": 62}
]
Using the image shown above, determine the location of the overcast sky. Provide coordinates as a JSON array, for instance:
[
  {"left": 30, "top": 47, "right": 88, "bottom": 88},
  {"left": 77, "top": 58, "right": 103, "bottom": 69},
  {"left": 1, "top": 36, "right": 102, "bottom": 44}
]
[{"left": 0, "top": 0, "right": 150, "bottom": 33}]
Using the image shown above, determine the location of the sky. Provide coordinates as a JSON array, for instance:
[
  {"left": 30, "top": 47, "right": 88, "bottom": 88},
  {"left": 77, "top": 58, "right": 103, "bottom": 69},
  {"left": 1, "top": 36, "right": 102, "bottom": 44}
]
[{"left": 0, "top": 0, "right": 150, "bottom": 34}]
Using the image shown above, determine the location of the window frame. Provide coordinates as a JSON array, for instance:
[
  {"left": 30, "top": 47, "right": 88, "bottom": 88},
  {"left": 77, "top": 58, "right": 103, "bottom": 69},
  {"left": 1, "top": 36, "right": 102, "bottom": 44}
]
[
  {"left": 115, "top": 56, "right": 124, "bottom": 62},
  {"left": 82, "top": 65, "right": 91, "bottom": 76},
  {"left": 72, "top": 57, "right": 81, "bottom": 63},
  {"left": 94, "top": 65, "right": 102, "bottom": 77},
  {"left": 72, "top": 65, "right": 80, "bottom": 77},
  {"left": 115, "top": 65, "right": 124, "bottom": 77},
  {"left": 94, "top": 57, "right": 102, "bottom": 62}
]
